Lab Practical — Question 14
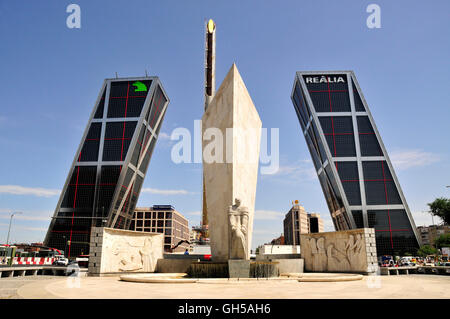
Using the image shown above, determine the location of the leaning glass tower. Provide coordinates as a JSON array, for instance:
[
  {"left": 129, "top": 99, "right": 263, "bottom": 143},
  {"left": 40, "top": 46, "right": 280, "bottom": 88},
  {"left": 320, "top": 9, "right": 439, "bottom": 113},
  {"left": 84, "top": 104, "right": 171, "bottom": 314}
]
[
  {"left": 291, "top": 71, "right": 420, "bottom": 255},
  {"left": 44, "top": 77, "right": 169, "bottom": 258}
]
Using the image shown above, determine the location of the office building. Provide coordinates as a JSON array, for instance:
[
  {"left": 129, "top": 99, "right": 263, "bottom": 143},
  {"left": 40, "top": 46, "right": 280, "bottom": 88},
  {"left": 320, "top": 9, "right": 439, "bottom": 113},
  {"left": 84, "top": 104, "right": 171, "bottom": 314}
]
[
  {"left": 131, "top": 205, "right": 189, "bottom": 252},
  {"left": 417, "top": 224, "right": 449, "bottom": 247},
  {"left": 284, "top": 202, "right": 325, "bottom": 245},
  {"left": 270, "top": 235, "right": 285, "bottom": 245},
  {"left": 291, "top": 71, "right": 420, "bottom": 255},
  {"left": 44, "top": 77, "right": 169, "bottom": 258},
  {"left": 283, "top": 202, "right": 308, "bottom": 245},
  {"left": 307, "top": 213, "right": 324, "bottom": 233}
]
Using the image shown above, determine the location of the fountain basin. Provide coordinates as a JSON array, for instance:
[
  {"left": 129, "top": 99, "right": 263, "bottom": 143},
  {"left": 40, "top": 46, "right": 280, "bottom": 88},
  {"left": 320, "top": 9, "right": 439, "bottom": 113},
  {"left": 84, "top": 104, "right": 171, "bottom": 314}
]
[
  {"left": 119, "top": 272, "right": 363, "bottom": 284},
  {"left": 187, "top": 261, "right": 280, "bottom": 278}
]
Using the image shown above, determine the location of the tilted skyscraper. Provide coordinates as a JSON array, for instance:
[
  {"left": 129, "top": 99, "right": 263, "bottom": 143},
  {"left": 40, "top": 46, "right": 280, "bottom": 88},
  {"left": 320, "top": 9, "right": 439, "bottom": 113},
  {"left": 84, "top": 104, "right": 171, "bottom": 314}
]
[
  {"left": 44, "top": 77, "right": 169, "bottom": 257},
  {"left": 291, "top": 71, "right": 420, "bottom": 255}
]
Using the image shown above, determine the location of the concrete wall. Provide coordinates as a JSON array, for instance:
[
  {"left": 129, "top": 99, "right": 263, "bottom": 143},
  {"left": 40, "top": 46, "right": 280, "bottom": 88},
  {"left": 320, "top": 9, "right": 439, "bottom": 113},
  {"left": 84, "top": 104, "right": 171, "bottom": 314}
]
[
  {"left": 156, "top": 259, "right": 192, "bottom": 273},
  {"left": 88, "top": 227, "right": 164, "bottom": 275},
  {"left": 274, "top": 259, "right": 304, "bottom": 274},
  {"left": 300, "top": 228, "right": 377, "bottom": 274},
  {"left": 258, "top": 245, "right": 300, "bottom": 255},
  {"left": 255, "top": 254, "right": 304, "bottom": 274},
  {"left": 256, "top": 253, "right": 302, "bottom": 261}
]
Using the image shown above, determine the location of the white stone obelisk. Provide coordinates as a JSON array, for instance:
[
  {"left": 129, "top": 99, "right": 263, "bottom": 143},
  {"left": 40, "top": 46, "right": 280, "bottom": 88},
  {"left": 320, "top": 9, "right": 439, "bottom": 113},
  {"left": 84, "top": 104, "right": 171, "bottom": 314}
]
[{"left": 202, "top": 63, "right": 261, "bottom": 262}]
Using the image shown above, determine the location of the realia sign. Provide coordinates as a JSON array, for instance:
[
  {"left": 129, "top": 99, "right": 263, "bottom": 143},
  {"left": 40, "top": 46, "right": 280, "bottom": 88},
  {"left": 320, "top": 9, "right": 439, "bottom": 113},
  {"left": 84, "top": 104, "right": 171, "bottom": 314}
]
[{"left": 305, "top": 76, "right": 346, "bottom": 84}]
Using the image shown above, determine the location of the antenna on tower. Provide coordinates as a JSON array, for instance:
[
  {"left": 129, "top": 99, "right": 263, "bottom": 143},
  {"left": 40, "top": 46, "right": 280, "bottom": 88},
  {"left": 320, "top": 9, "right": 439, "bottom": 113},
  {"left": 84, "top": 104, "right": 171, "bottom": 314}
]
[
  {"left": 145, "top": 69, "right": 148, "bottom": 77},
  {"left": 115, "top": 72, "right": 118, "bottom": 79}
]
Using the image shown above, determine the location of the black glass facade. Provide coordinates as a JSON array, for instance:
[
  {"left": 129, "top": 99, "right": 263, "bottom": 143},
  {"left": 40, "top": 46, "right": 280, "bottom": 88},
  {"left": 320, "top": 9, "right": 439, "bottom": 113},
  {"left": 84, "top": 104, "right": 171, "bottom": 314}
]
[
  {"left": 291, "top": 71, "right": 420, "bottom": 255},
  {"left": 44, "top": 77, "right": 169, "bottom": 258}
]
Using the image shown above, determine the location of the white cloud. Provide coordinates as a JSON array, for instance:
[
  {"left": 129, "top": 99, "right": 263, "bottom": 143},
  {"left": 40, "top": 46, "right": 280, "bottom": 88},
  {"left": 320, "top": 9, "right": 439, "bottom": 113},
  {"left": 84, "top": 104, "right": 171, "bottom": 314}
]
[
  {"left": 158, "top": 132, "right": 171, "bottom": 140},
  {"left": 254, "top": 210, "right": 285, "bottom": 220},
  {"left": 0, "top": 185, "right": 60, "bottom": 197},
  {"left": 18, "top": 226, "right": 47, "bottom": 232},
  {"left": 411, "top": 210, "right": 437, "bottom": 227},
  {"left": 0, "top": 209, "right": 52, "bottom": 221},
  {"left": 156, "top": 131, "right": 178, "bottom": 149},
  {"left": 185, "top": 211, "right": 201, "bottom": 216},
  {"left": 390, "top": 149, "right": 440, "bottom": 171},
  {"left": 252, "top": 227, "right": 283, "bottom": 245},
  {"left": 141, "top": 188, "right": 195, "bottom": 195},
  {"left": 253, "top": 228, "right": 282, "bottom": 236},
  {"left": 264, "top": 159, "right": 316, "bottom": 181},
  {"left": 0, "top": 223, "right": 47, "bottom": 232},
  {"left": 316, "top": 212, "right": 335, "bottom": 232}
]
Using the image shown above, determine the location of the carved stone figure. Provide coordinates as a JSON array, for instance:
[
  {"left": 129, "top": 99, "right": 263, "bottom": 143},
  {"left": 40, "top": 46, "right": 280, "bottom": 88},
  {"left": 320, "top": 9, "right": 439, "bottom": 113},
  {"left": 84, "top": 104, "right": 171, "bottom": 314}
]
[
  {"left": 326, "top": 244, "right": 339, "bottom": 270},
  {"left": 228, "top": 198, "right": 249, "bottom": 259},
  {"left": 327, "top": 243, "right": 350, "bottom": 270},
  {"left": 111, "top": 241, "right": 143, "bottom": 272},
  {"left": 139, "top": 237, "right": 155, "bottom": 272},
  {"left": 303, "top": 238, "right": 315, "bottom": 270},
  {"left": 312, "top": 237, "right": 327, "bottom": 271},
  {"left": 346, "top": 234, "right": 364, "bottom": 269}
]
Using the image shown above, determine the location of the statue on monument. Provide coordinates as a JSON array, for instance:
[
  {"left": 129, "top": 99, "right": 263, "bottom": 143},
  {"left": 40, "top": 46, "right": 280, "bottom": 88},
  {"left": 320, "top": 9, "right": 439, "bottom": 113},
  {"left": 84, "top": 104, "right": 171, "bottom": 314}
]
[{"left": 228, "top": 198, "right": 249, "bottom": 260}]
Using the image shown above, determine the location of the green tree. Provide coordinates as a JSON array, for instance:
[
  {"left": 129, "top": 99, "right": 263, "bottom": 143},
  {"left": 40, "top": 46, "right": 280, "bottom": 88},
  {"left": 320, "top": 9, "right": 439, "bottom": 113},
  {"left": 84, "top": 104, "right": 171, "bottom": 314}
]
[
  {"left": 417, "top": 245, "right": 438, "bottom": 257},
  {"left": 434, "top": 234, "right": 450, "bottom": 250},
  {"left": 428, "top": 197, "right": 450, "bottom": 224}
]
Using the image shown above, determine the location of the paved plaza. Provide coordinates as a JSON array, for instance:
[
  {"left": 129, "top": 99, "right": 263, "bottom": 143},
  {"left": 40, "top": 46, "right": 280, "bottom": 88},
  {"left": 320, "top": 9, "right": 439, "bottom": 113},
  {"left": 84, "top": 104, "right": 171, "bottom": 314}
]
[
  {"left": 3, "top": 274, "right": 448, "bottom": 299},
  {"left": 0, "top": 276, "right": 59, "bottom": 299}
]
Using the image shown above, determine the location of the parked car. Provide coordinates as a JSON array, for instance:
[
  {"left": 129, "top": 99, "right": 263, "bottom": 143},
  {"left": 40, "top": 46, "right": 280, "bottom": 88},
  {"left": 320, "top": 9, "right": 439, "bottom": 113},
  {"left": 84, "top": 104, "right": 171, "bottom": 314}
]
[
  {"left": 53, "top": 256, "right": 69, "bottom": 266},
  {"left": 402, "top": 262, "right": 416, "bottom": 267}
]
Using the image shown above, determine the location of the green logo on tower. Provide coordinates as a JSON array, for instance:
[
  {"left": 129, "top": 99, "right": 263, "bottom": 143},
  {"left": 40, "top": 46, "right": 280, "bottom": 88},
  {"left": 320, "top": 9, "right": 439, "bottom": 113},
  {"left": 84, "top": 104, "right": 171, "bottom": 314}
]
[{"left": 132, "top": 81, "right": 147, "bottom": 92}]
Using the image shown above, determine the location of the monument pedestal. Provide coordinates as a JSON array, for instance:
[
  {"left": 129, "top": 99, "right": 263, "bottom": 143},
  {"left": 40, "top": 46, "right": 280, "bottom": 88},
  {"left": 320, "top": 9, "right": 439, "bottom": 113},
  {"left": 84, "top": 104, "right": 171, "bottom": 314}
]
[{"left": 228, "top": 260, "right": 250, "bottom": 278}]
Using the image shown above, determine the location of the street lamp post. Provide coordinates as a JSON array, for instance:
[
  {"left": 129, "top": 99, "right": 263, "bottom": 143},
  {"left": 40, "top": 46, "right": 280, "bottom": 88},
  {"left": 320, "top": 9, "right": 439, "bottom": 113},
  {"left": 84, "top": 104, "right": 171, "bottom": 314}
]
[
  {"left": 63, "top": 235, "right": 67, "bottom": 256},
  {"left": 6, "top": 212, "right": 22, "bottom": 245}
]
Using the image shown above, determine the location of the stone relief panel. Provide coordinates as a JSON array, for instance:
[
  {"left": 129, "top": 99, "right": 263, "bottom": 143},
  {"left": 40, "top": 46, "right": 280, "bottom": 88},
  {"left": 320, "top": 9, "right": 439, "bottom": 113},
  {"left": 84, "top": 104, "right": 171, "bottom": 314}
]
[
  {"left": 300, "top": 228, "right": 377, "bottom": 273},
  {"left": 90, "top": 227, "right": 163, "bottom": 274}
]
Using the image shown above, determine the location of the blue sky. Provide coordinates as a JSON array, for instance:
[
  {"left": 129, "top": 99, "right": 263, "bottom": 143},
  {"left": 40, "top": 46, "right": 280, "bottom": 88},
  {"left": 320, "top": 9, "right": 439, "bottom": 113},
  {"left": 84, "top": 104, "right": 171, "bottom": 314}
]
[{"left": 0, "top": 1, "right": 449, "bottom": 249}]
